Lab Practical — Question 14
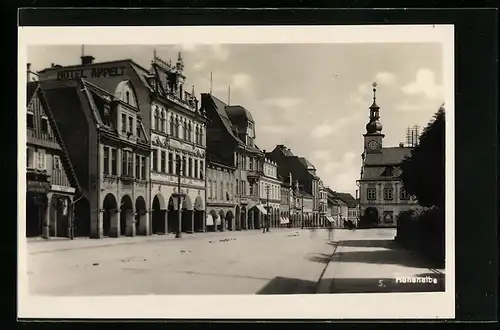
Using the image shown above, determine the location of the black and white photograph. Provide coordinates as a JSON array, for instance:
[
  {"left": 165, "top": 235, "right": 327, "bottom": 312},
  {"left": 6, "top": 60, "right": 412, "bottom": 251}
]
[{"left": 18, "top": 25, "right": 454, "bottom": 319}]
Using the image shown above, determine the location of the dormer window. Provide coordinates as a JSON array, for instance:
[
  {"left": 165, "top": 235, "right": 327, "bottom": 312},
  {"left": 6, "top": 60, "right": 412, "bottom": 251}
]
[
  {"left": 126, "top": 91, "right": 130, "bottom": 104},
  {"left": 103, "top": 105, "right": 111, "bottom": 126},
  {"left": 41, "top": 116, "right": 49, "bottom": 134},
  {"left": 27, "top": 111, "right": 34, "bottom": 129},
  {"left": 121, "top": 114, "right": 126, "bottom": 133},
  {"left": 128, "top": 116, "right": 133, "bottom": 133},
  {"left": 154, "top": 108, "right": 159, "bottom": 131},
  {"left": 136, "top": 122, "right": 141, "bottom": 138},
  {"left": 382, "top": 166, "right": 394, "bottom": 177}
]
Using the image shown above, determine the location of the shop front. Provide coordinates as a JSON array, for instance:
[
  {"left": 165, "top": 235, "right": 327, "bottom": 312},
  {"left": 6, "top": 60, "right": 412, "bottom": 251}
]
[{"left": 26, "top": 172, "right": 51, "bottom": 238}]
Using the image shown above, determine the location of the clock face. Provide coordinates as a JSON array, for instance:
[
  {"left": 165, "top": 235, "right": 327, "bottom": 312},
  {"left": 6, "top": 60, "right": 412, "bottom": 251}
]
[{"left": 368, "top": 140, "right": 379, "bottom": 151}]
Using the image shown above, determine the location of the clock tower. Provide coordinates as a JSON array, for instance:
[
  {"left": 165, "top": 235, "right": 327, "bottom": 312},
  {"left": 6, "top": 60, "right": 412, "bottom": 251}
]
[{"left": 363, "top": 82, "right": 384, "bottom": 154}]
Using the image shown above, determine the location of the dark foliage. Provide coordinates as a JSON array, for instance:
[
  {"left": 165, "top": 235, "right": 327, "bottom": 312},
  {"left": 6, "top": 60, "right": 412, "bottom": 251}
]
[{"left": 401, "top": 106, "right": 445, "bottom": 208}]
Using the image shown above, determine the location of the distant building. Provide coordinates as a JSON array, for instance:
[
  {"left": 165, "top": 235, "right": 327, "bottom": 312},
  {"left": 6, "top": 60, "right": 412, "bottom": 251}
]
[
  {"left": 26, "top": 81, "right": 77, "bottom": 238},
  {"left": 279, "top": 174, "right": 293, "bottom": 227},
  {"left": 329, "top": 190, "right": 358, "bottom": 225},
  {"left": 206, "top": 153, "right": 237, "bottom": 231},
  {"left": 319, "top": 181, "right": 328, "bottom": 227},
  {"left": 201, "top": 93, "right": 266, "bottom": 231},
  {"left": 267, "top": 145, "right": 322, "bottom": 227},
  {"left": 357, "top": 83, "right": 420, "bottom": 227}
]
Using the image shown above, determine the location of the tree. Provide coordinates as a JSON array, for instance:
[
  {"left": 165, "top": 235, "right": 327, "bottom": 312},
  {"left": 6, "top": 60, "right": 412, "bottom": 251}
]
[{"left": 401, "top": 106, "right": 445, "bottom": 208}]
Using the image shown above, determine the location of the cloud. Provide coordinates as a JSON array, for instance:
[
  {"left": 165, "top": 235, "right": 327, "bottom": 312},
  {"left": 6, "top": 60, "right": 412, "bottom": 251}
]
[
  {"left": 401, "top": 68, "right": 443, "bottom": 100},
  {"left": 311, "top": 149, "right": 333, "bottom": 161},
  {"left": 231, "top": 72, "right": 253, "bottom": 90},
  {"left": 310, "top": 114, "right": 362, "bottom": 139},
  {"left": 261, "top": 97, "right": 304, "bottom": 109},
  {"left": 320, "top": 151, "right": 360, "bottom": 195},
  {"left": 210, "top": 44, "right": 230, "bottom": 61},
  {"left": 259, "top": 125, "right": 288, "bottom": 134},
  {"left": 375, "top": 71, "right": 397, "bottom": 85}
]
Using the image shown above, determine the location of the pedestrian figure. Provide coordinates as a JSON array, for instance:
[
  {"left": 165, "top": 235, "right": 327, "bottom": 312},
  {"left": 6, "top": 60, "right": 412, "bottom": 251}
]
[{"left": 327, "top": 222, "right": 334, "bottom": 241}]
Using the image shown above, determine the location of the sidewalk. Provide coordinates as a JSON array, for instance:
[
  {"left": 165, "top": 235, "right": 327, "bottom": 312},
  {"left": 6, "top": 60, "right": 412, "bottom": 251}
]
[
  {"left": 26, "top": 228, "right": 302, "bottom": 255},
  {"left": 316, "top": 237, "right": 445, "bottom": 294}
]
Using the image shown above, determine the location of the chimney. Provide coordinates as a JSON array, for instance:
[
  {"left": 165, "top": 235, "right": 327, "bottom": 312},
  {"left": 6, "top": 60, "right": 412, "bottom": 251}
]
[
  {"left": 399, "top": 142, "right": 404, "bottom": 147},
  {"left": 81, "top": 55, "right": 95, "bottom": 65},
  {"left": 27, "top": 63, "right": 31, "bottom": 81}
]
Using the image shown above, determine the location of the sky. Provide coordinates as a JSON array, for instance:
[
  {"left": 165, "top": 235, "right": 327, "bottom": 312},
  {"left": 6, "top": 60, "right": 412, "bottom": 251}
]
[{"left": 28, "top": 43, "right": 444, "bottom": 197}]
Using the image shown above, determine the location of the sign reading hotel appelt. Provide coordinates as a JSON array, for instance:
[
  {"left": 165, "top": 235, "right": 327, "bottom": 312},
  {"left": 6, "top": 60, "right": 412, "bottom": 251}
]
[{"left": 56, "top": 66, "right": 126, "bottom": 80}]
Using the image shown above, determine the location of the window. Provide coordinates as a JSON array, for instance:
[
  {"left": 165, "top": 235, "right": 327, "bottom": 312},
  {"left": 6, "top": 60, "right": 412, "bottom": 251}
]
[
  {"left": 26, "top": 147, "right": 34, "bottom": 169},
  {"left": 135, "top": 155, "right": 140, "bottom": 178},
  {"left": 249, "top": 158, "right": 253, "bottom": 171},
  {"left": 36, "top": 149, "right": 46, "bottom": 170},
  {"left": 195, "top": 127, "right": 200, "bottom": 145},
  {"left": 140, "top": 156, "right": 145, "bottom": 180},
  {"left": 383, "top": 187, "right": 393, "bottom": 200},
  {"left": 214, "top": 181, "right": 218, "bottom": 200},
  {"left": 168, "top": 152, "right": 173, "bottom": 174},
  {"left": 121, "top": 114, "right": 127, "bottom": 132},
  {"left": 188, "top": 158, "right": 193, "bottom": 177},
  {"left": 41, "top": 116, "right": 49, "bottom": 134},
  {"left": 128, "top": 116, "right": 133, "bottom": 133},
  {"left": 230, "top": 183, "right": 233, "bottom": 200},
  {"left": 367, "top": 187, "right": 376, "bottom": 200},
  {"left": 122, "top": 151, "right": 127, "bottom": 176},
  {"left": 169, "top": 116, "right": 175, "bottom": 135},
  {"left": 208, "top": 180, "right": 212, "bottom": 199},
  {"left": 175, "top": 118, "right": 180, "bottom": 137},
  {"left": 126, "top": 91, "right": 130, "bottom": 104},
  {"left": 161, "top": 111, "right": 166, "bottom": 132},
  {"left": 154, "top": 108, "right": 159, "bottom": 131},
  {"left": 152, "top": 150, "right": 158, "bottom": 171},
  {"left": 111, "top": 149, "right": 117, "bottom": 175},
  {"left": 236, "top": 179, "right": 239, "bottom": 195},
  {"left": 199, "top": 161, "right": 204, "bottom": 179},
  {"left": 188, "top": 123, "right": 192, "bottom": 142},
  {"left": 183, "top": 122, "right": 188, "bottom": 141},
  {"left": 103, "top": 148, "right": 109, "bottom": 174},
  {"left": 53, "top": 155, "right": 61, "bottom": 171},
  {"left": 199, "top": 127, "right": 204, "bottom": 145},
  {"left": 400, "top": 187, "right": 411, "bottom": 200},
  {"left": 182, "top": 156, "right": 187, "bottom": 176},
  {"left": 226, "top": 183, "right": 230, "bottom": 201},
  {"left": 103, "top": 106, "right": 111, "bottom": 126},
  {"left": 128, "top": 152, "right": 133, "bottom": 177},
  {"left": 194, "top": 159, "right": 198, "bottom": 179},
  {"left": 220, "top": 181, "right": 224, "bottom": 200},
  {"left": 249, "top": 183, "right": 254, "bottom": 196},
  {"left": 27, "top": 112, "right": 34, "bottom": 129},
  {"left": 161, "top": 151, "right": 166, "bottom": 172}
]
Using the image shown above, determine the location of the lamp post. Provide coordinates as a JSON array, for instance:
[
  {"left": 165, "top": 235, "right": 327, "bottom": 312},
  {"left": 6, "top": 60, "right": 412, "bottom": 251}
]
[
  {"left": 173, "top": 155, "right": 185, "bottom": 238},
  {"left": 264, "top": 183, "right": 271, "bottom": 233},
  {"left": 300, "top": 193, "right": 304, "bottom": 230}
]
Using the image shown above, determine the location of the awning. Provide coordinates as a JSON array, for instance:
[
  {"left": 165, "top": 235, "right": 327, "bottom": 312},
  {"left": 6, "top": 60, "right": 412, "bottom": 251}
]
[
  {"left": 327, "top": 216, "right": 334, "bottom": 222},
  {"left": 215, "top": 215, "right": 221, "bottom": 226},
  {"left": 256, "top": 204, "right": 268, "bottom": 215},
  {"left": 280, "top": 217, "right": 285, "bottom": 224},
  {"left": 285, "top": 217, "right": 290, "bottom": 224},
  {"left": 207, "top": 214, "right": 214, "bottom": 226}
]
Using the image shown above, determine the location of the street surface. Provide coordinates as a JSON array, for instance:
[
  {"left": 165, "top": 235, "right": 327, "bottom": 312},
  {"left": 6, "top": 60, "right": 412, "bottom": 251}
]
[{"left": 25, "top": 228, "right": 445, "bottom": 296}]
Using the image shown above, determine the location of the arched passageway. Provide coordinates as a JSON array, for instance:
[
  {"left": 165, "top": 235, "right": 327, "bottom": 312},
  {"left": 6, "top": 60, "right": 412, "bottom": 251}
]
[
  {"left": 241, "top": 206, "right": 247, "bottom": 230},
  {"left": 102, "top": 193, "right": 117, "bottom": 237},
  {"left": 225, "top": 210, "right": 234, "bottom": 231},
  {"left": 181, "top": 195, "right": 194, "bottom": 233},
  {"left": 363, "top": 207, "right": 379, "bottom": 226},
  {"left": 152, "top": 194, "right": 167, "bottom": 234},
  {"left": 235, "top": 205, "right": 241, "bottom": 230},
  {"left": 194, "top": 196, "right": 205, "bottom": 232},
  {"left": 135, "top": 196, "right": 147, "bottom": 235},
  {"left": 120, "top": 195, "right": 133, "bottom": 236}
]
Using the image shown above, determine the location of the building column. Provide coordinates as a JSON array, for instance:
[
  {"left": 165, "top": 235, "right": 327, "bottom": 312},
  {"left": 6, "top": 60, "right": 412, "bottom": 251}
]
[
  {"left": 190, "top": 211, "right": 194, "bottom": 233},
  {"left": 164, "top": 210, "right": 169, "bottom": 234},
  {"left": 202, "top": 210, "right": 207, "bottom": 232},
  {"left": 97, "top": 209, "right": 104, "bottom": 238},
  {"left": 141, "top": 210, "right": 150, "bottom": 236},
  {"left": 110, "top": 211, "right": 119, "bottom": 237},
  {"left": 128, "top": 210, "right": 136, "bottom": 237}
]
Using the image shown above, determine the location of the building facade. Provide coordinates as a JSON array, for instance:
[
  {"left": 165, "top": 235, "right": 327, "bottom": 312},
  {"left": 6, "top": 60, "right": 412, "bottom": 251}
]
[
  {"left": 147, "top": 53, "right": 208, "bottom": 235},
  {"left": 206, "top": 156, "right": 237, "bottom": 231},
  {"left": 318, "top": 181, "right": 328, "bottom": 227},
  {"left": 201, "top": 93, "right": 266, "bottom": 231},
  {"left": 279, "top": 174, "right": 293, "bottom": 227},
  {"left": 39, "top": 78, "right": 152, "bottom": 238},
  {"left": 357, "top": 83, "right": 420, "bottom": 227},
  {"left": 258, "top": 157, "right": 281, "bottom": 228},
  {"left": 26, "top": 81, "right": 77, "bottom": 238}
]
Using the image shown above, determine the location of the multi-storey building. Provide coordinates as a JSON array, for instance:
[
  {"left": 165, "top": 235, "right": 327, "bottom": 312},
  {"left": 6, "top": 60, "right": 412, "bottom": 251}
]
[
  {"left": 279, "top": 174, "right": 293, "bottom": 228},
  {"left": 318, "top": 180, "right": 327, "bottom": 227},
  {"left": 357, "top": 83, "right": 420, "bottom": 227},
  {"left": 206, "top": 153, "right": 237, "bottom": 231},
  {"left": 258, "top": 156, "right": 281, "bottom": 228},
  {"left": 38, "top": 78, "right": 151, "bottom": 238},
  {"left": 25, "top": 80, "right": 77, "bottom": 238},
  {"left": 268, "top": 145, "right": 322, "bottom": 227},
  {"left": 201, "top": 93, "right": 266, "bottom": 231},
  {"left": 147, "top": 53, "right": 208, "bottom": 235}
]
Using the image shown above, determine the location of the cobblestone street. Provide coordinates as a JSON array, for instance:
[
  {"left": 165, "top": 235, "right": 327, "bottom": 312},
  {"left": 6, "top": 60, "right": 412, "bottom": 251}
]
[{"left": 25, "top": 228, "right": 444, "bottom": 296}]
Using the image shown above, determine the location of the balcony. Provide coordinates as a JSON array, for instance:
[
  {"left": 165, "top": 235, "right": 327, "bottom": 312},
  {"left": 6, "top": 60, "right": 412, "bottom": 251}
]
[
  {"left": 27, "top": 128, "right": 61, "bottom": 149},
  {"left": 120, "top": 174, "right": 136, "bottom": 183},
  {"left": 246, "top": 170, "right": 261, "bottom": 184}
]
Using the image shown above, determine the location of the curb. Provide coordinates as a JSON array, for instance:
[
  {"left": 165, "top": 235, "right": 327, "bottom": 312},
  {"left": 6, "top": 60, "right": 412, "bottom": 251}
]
[{"left": 315, "top": 241, "right": 341, "bottom": 294}]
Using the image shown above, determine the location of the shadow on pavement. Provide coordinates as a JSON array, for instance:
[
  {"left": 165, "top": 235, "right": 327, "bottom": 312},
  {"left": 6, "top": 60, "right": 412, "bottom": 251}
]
[
  {"left": 256, "top": 276, "right": 317, "bottom": 294},
  {"left": 319, "top": 273, "right": 445, "bottom": 294},
  {"left": 339, "top": 239, "right": 396, "bottom": 249}
]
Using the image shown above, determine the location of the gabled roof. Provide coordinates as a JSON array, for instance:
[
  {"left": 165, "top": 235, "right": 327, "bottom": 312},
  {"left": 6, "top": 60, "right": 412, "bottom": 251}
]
[
  {"left": 27, "top": 81, "right": 40, "bottom": 106},
  {"left": 203, "top": 93, "right": 243, "bottom": 144},
  {"left": 364, "top": 147, "right": 412, "bottom": 166},
  {"left": 225, "top": 105, "right": 254, "bottom": 125},
  {"left": 299, "top": 157, "right": 316, "bottom": 170},
  {"left": 331, "top": 192, "right": 357, "bottom": 208}
]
